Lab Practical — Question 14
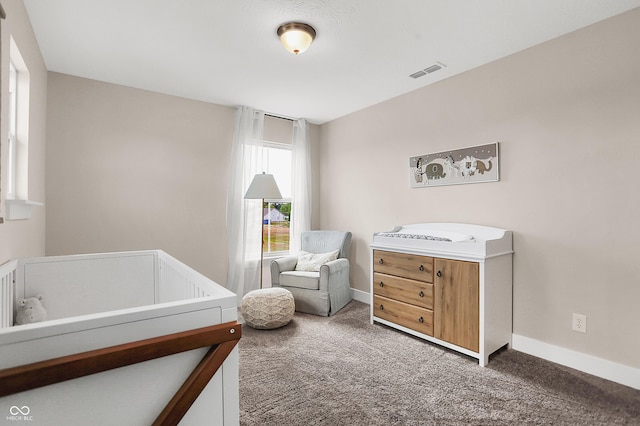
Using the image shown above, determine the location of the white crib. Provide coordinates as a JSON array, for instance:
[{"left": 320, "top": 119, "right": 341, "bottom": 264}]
[{"left": 0, "top": 250, "right": 240, "bottom": 425}]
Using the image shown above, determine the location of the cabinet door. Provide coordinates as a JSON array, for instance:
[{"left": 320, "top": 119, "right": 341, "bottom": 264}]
[{"left": 434, "top": 258, "right": 479, "bottom": 352}]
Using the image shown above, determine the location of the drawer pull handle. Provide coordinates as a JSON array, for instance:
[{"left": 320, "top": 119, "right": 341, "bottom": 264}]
[
  {"left": 378, "top": 258, "right": 384, "bottom": 264},
  {"left": 437, "top": 270, "right": 442, "bottom": 278},
  {"left": 419, "top": 265, "right": 424, "bottom": 271},
  {"left": 419, "top": 291, "right": 424, "bottom": 297},
  {"left": 418, "top": 316, "right": 424, "bottom": 323},
  {"left": 379, "top": 304, "right": 384, "bottom": 311},
  {"left": 379, "top": 282, "right": 384, "bottom": 287}
]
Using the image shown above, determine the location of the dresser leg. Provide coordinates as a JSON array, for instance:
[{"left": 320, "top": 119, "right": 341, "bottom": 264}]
[{"left": 479, "top": 353, "right": 489, "bottom": 367}]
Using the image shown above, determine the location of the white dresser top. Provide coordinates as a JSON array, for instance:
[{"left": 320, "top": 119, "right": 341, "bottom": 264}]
[{"left": 371, "top": 222, "right": 512, "bottom": 260}]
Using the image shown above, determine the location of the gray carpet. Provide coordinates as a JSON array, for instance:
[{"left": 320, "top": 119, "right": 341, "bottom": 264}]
[{"left": 238, "top": 301, "right": 640, "bottom": 425}]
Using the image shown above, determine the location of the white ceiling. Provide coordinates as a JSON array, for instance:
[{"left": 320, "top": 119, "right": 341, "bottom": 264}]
[{"left": 23, "top": 0, "right": 640, "bottom": 124}]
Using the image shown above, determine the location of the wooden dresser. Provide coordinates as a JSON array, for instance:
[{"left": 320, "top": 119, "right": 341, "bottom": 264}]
[{"left": 370, "top": 223, "right": 513, "bottom": 366}]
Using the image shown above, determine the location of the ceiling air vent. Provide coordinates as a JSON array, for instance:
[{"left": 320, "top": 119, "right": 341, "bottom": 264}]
[
  {"left": 424, "top": 64, "right": 442, "bottom": 73},
  {"left": 409, "top": 62, "right": 446, "bottom": 79}
]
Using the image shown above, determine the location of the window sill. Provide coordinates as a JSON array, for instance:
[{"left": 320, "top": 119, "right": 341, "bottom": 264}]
[{"left": 4, "top": 199, "right": 44, "bottom": 220}]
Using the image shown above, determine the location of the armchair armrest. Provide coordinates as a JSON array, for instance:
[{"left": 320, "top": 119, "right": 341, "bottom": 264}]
[
  {"left": 270, "top": 256, "right": 298, "bottom": 286},
  {"left": 319, "top": 258, "right": 350, "bottom": 292}
]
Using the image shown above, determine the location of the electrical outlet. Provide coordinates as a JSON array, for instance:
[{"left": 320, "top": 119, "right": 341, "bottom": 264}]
[{"left": 572, "top": 313, "right": 587, "bottom": 333}]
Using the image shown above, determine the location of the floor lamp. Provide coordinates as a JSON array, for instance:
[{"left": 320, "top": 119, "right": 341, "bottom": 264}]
[{"left": 244, "top": 172, "right": 282, "bottom": 289}]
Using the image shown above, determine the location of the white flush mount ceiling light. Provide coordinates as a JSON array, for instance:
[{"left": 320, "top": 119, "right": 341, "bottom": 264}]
[{"left": 277, "top": 22, "right": 316, "bottom": 54}]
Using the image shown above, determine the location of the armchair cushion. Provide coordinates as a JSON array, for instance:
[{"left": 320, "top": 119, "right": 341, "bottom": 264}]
[
  {"left": 295, "top": 249, "right": 340, "bottom": 272},
  {"left": 280, "top": 271, "right": 320, "bottom": 290}
]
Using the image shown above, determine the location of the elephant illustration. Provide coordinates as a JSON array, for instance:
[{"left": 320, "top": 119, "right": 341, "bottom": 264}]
[{"left": 425, "top": 162, "right": 446, "bottom": 180}]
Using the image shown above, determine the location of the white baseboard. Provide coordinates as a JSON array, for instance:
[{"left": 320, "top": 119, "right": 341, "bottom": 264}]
[
  {"left": 512, "top": 334, "right": 639, "bottom": 390},
  {"left": 351, "top": 288, "right": 370, "bottom": 304}
]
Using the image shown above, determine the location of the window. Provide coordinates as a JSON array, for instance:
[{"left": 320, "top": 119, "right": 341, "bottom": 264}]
[
  {"left": 261, "top": 142, "right": 292, "bottom": 255},
  {"left": 7, "top": 37, "right": 30, "bottom": 201},
  {"left": 7, "top": 61, "right": 18, "bottom": 198},
  {"left": 3, "top": 38, "right": 39, "bottom": 220}
]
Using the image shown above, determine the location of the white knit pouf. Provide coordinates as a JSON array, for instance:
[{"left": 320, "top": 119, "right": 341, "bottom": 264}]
[{"left": 241, "top": 287, "right": 295, "bottom": 330}]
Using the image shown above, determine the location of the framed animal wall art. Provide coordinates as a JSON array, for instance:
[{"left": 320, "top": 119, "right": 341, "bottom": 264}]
[{"left": 410, "top": 142, "right": 499, "bottom": 188}]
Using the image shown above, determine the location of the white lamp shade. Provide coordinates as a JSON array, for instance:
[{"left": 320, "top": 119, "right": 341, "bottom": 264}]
[{"left": 244, "top": 173, "right": 282, "bottom": 200}]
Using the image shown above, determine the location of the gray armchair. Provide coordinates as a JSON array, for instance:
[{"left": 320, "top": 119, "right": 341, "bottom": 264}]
[{"left": 270, "top": 230, "right": 352, "bottom": 316}]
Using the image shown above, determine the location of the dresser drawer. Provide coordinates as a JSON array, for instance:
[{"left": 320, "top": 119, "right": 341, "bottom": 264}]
[
  {"left": 373, "top": 250, "right": 433, "bottom": 283},
  {"left": 373, "top": 272, "right": 433, "bottom": 309},
  {"left": 373, "top": 295, "right": 434, "bottom": 336}
]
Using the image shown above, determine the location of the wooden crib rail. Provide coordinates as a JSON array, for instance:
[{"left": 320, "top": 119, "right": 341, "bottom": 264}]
[{"left": 0, "top": 321, "right": 242, "bottom": 425}]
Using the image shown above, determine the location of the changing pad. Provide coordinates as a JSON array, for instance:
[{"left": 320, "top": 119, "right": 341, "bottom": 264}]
[{"left": 371, "top": 223, "right": 512, "bottom": 259}]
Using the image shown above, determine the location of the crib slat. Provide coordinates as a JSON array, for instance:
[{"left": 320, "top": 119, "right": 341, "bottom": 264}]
[{"left": 0, "top": 261, "right": 16, "bottom": 328}]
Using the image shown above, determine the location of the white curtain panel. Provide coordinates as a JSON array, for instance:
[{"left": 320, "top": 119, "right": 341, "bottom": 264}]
[
  {"left": 290, "top": 118, "right": 312, "bottom": 253},
  {"left": 226, "top": 107, "right": 265, "bottom": 300}
]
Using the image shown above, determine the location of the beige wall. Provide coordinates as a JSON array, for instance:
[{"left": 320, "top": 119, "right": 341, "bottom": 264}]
[
  {"left": 45, "top": 73, "right": 235, "bottom": 283},
  {"left": 0, "top": 0, "right": 47, "bottom": 264},
  {"left": 45, "top": 75, "right": 320, "bottom": 284},
  {"left": 318, "top": 9, "right": 640, "bottom": 368}
]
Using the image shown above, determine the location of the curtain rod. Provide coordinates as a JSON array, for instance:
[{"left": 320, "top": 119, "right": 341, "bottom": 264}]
[
  {"left": 265, "top": 113, "right": 296, "bottom": 122},
  {"left": 237, "top": 105, "right": 302, "bottom": 122}
]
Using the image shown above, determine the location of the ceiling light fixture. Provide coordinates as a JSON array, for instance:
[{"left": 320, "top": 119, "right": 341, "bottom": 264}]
[{"left": 277, "top": 22, "right": 316, "bottom": 55}]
